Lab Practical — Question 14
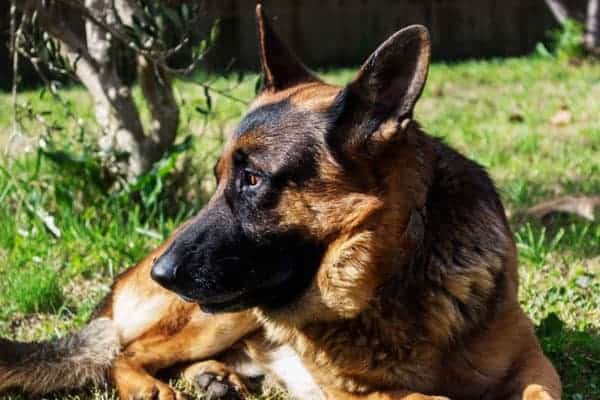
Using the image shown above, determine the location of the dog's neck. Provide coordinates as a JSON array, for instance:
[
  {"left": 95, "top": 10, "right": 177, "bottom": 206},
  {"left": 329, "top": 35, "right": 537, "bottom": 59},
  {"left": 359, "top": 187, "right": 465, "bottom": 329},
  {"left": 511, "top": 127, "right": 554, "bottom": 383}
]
[{"left": 378, "top": 133, "right": 516, "bottom": 342}]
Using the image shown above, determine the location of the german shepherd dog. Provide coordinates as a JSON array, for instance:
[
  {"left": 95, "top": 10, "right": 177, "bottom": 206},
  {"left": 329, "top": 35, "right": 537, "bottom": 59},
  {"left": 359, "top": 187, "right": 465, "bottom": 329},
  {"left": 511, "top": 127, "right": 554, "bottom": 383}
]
[{"left": 1, "top": 5, "right": 561, "bottom": 400}]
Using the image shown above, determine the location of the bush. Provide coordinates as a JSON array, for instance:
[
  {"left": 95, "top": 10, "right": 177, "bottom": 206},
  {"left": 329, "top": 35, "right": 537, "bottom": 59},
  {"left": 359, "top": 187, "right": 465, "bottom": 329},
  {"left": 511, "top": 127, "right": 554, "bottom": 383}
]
[{"left": 537, "top": 19, "right": 585, "bottom": 60}]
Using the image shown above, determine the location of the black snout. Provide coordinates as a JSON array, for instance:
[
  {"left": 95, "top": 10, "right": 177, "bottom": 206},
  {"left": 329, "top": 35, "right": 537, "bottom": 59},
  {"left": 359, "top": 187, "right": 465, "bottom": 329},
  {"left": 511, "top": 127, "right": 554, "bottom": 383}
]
[
  {"left": 147, "top": 194, "right": 325, "bottom": 312},
  {"left": 151, "top": 251, "right": 179, "bottom": 289}
]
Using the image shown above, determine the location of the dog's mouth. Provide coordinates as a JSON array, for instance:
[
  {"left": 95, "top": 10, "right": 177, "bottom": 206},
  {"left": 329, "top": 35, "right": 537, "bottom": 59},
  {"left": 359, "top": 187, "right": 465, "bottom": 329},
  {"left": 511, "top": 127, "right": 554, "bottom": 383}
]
[
  {"left": 176, "top": 256, "right": 320, "bottom": 313},
  {"left": 198, "top": 291, "right": 264, "bottom": 313},
  {"left": 198, "top": 267, "right": 295, "bottom": 313}
]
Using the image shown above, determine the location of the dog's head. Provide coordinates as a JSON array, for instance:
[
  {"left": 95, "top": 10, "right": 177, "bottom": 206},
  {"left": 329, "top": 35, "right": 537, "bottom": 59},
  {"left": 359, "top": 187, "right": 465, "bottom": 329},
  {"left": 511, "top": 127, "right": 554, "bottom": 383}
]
[{"left": 152, "top": 5, "right": 431, "bottom": 321}]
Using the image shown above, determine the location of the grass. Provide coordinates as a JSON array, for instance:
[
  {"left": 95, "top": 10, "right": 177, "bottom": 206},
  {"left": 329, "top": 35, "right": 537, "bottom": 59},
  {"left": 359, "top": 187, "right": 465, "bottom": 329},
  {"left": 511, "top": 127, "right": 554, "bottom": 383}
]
[{"left": 0, "top": 56, "right": 599, "bottom": 399}]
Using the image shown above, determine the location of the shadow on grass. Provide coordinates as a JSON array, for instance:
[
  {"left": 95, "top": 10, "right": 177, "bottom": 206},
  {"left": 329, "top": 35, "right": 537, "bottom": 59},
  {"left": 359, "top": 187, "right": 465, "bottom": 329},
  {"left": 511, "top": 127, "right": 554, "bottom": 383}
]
[{"left": 537, "top": 313, "right": 600, "bottom": 400}]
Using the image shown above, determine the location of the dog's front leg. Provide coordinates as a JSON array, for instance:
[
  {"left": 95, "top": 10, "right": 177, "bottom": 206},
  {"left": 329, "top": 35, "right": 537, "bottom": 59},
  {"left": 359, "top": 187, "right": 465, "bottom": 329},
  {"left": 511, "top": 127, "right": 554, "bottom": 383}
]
[
  {"left": 112, "top": 355, "right": 185, "bottom": 400},
  {"left": 505, "top": 349, "right": 561, "bottom": 400},
  {"left": 112, "top": 309, "right": 259, "bottom": 399}
]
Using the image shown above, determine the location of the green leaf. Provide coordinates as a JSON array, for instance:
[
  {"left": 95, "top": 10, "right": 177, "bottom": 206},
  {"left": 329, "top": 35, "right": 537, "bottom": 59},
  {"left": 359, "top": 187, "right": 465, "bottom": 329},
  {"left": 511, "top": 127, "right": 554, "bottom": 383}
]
[
  {"left": 203, "top": 86, "right": 212, "bottom": 111},
  {"left": 210, "top": 19, "right": 221, "bottom": 44},
  {"left": 535, "top": 42, "right": 553, "bottom": 59}
]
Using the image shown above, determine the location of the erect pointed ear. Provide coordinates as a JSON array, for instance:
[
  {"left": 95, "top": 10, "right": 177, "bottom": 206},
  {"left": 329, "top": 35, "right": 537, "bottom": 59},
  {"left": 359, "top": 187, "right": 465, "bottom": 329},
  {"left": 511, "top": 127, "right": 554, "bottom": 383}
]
[
  {"left": 256, "top": 4, "right": 318, "bottom": 91},
  {"left": 349, "top": 25, "right": 430, "bottom": 119},
  {"left": 328, "top": 25, "right": 430, "bottom": 158}
]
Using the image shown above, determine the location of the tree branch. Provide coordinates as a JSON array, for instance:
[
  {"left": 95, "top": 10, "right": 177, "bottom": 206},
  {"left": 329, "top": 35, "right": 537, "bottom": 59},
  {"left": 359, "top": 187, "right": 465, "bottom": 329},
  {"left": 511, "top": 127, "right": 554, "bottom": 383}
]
[
  {"left": 25, "top": 1, "right": 98, "bottom": 71},
  {"left": 55, "top": 0, "right": 193, "bottom": 62}
]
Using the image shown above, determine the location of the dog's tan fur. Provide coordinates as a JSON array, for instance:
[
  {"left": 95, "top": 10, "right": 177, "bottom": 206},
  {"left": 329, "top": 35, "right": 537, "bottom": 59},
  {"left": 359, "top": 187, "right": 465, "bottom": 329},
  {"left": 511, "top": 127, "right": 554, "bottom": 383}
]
[{"left": 0, "top": 5, "right": 561, "bottom": 400}]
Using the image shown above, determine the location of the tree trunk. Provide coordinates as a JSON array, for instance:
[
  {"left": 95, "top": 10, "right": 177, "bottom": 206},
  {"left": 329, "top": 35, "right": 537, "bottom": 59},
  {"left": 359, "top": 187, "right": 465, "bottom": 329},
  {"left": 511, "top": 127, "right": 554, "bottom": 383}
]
[
  {"left": 83, "top": 0, "right": 149, "bottom": 177},
  {"left": 544, "top": 0, "right": 571, "bottom": 23},
  {"left": 584, "top": 0, "right": 600, "bottom": 54},
  {"left": 137, "top": 56, "right": 179, "bottom": 168},
  {"left": 20, "top": 0, "right": 180, "bottom": 179}
]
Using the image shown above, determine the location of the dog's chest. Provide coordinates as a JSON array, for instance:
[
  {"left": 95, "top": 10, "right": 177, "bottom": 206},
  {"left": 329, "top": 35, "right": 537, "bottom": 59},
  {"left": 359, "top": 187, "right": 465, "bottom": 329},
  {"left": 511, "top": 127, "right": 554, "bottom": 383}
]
[
  {"left": 258, "top": 308, "right": 445, "bottom": 396},
  {"left": 290, "top": 321, "right": 441, "bottom": 395},
  {"left": 261, "top": 344, "right": 325, "bottom": 400}
]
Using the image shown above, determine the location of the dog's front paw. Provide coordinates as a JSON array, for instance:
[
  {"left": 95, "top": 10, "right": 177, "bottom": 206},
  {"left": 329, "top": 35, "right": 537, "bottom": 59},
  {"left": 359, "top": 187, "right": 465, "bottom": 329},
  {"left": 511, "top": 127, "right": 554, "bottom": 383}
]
[
  {"left": 183, "top": 360, "right": 249, "bottom": 399},
  {"left": 194, "top": 372, "right": 246, "bottom": 399}
]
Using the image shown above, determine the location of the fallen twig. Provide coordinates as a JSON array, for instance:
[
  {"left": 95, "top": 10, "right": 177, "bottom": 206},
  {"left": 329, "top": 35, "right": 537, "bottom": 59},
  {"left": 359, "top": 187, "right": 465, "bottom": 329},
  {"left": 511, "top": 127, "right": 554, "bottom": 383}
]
[{"left": 526, "top": 195, "right": 600, "bottom": 221}]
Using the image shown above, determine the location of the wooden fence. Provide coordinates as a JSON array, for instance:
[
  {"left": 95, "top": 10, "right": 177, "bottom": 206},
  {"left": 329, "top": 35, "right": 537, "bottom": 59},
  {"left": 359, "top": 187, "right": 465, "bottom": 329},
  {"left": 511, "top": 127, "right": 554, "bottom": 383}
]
[
  {"left": 202, "top": 0, "right": 558, "bottom": 70},
  {"left": 0, "top": 0, "right": 560, "bottom": 89}
]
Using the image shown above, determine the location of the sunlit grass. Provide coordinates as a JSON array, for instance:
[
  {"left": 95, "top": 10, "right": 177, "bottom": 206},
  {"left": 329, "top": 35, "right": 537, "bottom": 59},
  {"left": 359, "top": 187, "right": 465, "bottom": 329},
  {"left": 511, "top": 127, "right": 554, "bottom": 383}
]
[{"left": 0, "top": 56, "right": 599, "bottom": 399}]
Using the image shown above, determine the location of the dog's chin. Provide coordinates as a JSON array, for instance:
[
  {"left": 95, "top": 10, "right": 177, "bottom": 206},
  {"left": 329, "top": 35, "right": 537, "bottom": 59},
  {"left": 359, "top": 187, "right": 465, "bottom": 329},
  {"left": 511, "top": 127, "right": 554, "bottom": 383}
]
[
  {"left": 199, "top": 292, "right": 263, "bottom": 313},
  {"left": 183, "top": 263, "right": 319, "bottom": 314}
]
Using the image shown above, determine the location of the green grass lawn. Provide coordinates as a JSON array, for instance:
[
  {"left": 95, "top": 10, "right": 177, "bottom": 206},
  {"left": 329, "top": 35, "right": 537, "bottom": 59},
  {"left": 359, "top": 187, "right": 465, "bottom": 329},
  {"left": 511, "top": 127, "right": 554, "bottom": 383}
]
[{"left": 0, "top": 56, "right": 599, "bottom": 399}]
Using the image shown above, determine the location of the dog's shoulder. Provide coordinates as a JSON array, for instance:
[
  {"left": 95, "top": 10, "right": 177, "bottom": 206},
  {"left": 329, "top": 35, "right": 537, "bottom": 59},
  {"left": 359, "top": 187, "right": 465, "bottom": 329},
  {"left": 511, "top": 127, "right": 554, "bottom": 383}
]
[{"left": 428, "top": 137, "right": 505, "bottom": 218}]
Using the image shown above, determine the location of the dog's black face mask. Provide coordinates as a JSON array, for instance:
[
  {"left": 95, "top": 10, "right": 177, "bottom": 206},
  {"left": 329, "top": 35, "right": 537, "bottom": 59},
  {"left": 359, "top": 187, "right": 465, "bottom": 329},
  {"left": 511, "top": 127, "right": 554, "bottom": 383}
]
[
  {"left": 151, "top": 200, "right": 324, "bottom": 313},
  {"left": 151, "top": 101, "right": 330, "bottom": 313}
]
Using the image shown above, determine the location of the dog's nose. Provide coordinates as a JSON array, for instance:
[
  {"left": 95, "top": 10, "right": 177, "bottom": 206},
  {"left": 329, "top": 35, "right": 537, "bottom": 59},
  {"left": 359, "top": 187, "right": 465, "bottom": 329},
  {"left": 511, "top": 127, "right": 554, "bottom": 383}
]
[{"left": 151, "top": 252, "right": 179, "bottom": 287}]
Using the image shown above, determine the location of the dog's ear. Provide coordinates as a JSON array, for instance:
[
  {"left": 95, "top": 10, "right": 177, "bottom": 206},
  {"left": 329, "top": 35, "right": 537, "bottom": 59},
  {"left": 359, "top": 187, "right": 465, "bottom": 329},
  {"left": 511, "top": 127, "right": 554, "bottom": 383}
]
[
  {"left": 328, "top": 25, "right": 430, "bottom": 158},
  {"left": 256, "top": 4, "right": 318, "bottom": 91},
  {"left": 349, "top": 25, "right": 430, "bottom": 119}
]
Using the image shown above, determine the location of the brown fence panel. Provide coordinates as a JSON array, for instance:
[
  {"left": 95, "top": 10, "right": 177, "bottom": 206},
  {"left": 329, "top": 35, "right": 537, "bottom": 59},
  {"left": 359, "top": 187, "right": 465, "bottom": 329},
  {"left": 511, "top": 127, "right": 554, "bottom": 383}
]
[
  {"left": 0, "top": 0, "right": 561, "bottom": 89},
  {"left": 203, "top": 0, "right": 558, "bottom": 70}
]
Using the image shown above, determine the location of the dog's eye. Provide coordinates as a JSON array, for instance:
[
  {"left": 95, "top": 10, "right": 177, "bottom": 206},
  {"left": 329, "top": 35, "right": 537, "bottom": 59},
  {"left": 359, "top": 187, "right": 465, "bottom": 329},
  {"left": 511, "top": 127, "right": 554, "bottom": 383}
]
[{"left": 241, "top": 170, "right": 262, "bottom": 189}]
